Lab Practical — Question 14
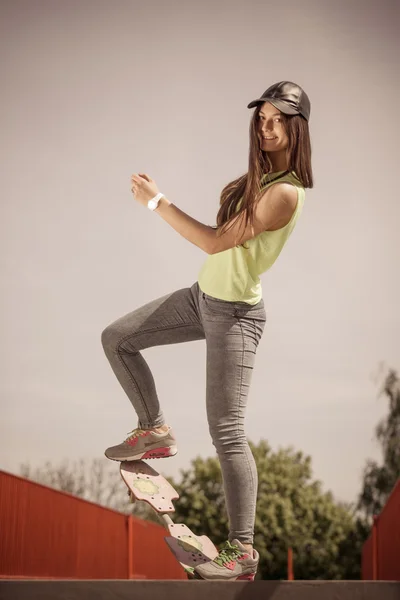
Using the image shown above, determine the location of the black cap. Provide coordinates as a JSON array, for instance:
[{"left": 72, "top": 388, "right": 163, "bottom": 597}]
[{"left": 247, "top": 81, "right": 310, "bottom": 121}]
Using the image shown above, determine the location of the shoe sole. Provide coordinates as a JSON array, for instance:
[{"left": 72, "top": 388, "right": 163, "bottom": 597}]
[
  {"left": 105, "top": 444, "right": 178, "bottom": 462},
  {"left": 236, "top": 573, "right": 256, "bottom": 581},
  {"left": 194, "top": 571, "right": 256, "bottom": 581}
]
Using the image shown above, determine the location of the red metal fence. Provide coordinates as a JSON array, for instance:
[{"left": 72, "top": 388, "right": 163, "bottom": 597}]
[
  {"left": 362, "top": 478, "right": 400, "bottom": 580},
  {"left": 0, "top": 470, "right": 186, "bottom": 579},
  {"left": 2, "top": 469, "right": 398, "bottom": 580}
]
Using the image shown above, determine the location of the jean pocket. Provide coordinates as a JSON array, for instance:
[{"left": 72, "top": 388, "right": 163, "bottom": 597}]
[
  {"left": 202, "top": 292, "right": 266, "bottom": 320},
  {"left": 235, "top": 305, "right": 267, "bottom": 321},
  {"left": 201, "top": 293, "right": 237, "bottom": 317}
]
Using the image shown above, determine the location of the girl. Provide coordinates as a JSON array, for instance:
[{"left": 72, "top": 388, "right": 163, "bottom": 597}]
[{"left": 101, "top": 80, "right": 313, "bottom": 581}]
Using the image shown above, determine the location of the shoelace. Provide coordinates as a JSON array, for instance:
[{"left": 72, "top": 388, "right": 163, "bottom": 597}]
[
  {"left": 213, "top": 541, "right": 243, "bottom": 567},
  {"left": 125, "top": 427, "right": 147, "bottom": 442}
]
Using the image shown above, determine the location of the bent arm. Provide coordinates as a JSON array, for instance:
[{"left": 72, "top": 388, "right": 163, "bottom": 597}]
[{"left": 154, "top": 196, "right": 216, "bottom": 255}]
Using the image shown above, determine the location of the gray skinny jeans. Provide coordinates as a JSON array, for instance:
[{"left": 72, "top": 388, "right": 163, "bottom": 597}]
[{"left": 101, "top": 281, "right": 266, "bottom": 545}]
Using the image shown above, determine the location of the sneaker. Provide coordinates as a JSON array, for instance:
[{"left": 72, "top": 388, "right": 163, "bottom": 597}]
[
  {"left": 104, "top": 425, "right": 178, "bottom": 461},
  {"left": 193, "top": 539, "right": 259, "bottom": 581}
]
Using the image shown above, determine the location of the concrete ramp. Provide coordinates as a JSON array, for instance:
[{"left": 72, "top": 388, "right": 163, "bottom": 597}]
[{"left": 1, "top": 580, "right": 400, "bottom": 600}]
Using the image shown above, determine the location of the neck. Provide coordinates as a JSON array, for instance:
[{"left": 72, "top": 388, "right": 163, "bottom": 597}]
[{"left": 264, "top": 150, "right": 288, "bottom": 173}]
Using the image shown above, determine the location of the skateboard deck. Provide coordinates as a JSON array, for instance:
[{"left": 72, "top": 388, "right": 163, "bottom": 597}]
[
  {"left": 120, "top": 459, "right": 219, "bottom": 578},
  {"left": 165, "top": 523, "right": 218, "bottom": 572},
  {"left": 120, "top": 460, "right": 179, "bottom": 513}
]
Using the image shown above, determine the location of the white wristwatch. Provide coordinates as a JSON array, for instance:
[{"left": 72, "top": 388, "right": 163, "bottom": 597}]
[{"left": 148, "top": 192, "right": 167, "bottom": 211}]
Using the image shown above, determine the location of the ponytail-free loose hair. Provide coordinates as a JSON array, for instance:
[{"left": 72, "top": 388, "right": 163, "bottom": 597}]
[{"left": 212, "top": 105, "right": 313, "bottom": 249}]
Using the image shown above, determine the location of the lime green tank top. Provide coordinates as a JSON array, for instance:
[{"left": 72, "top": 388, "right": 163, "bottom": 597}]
[{"left": 197, "top": 170, "right": 305, "bottom": 305}]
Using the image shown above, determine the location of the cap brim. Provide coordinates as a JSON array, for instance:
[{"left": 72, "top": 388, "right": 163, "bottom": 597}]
[
  {"left": 247, "top": 99, "right": 264, "bottom": 109},
  {"left": 247, "top": 98, "right": 299, "bottom": 115}
]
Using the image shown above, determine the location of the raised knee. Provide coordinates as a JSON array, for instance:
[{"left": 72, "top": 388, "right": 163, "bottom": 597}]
[{"left": 101, "top": 324, "right": 118, "bottom": 351}]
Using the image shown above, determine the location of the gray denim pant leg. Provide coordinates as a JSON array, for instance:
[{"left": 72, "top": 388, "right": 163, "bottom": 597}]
[
  {"left": 101, "top": 281, "right": 266, "bottom": 545},
  {"left": 101, "top": 282, "right": 205, "bottom": 428}
]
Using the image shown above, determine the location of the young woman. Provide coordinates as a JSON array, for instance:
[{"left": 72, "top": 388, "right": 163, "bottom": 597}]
[{"left": 101, "top": 81, "right": 313, "bottom": 581}]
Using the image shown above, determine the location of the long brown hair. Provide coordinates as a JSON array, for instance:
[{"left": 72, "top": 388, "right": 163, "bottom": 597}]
[{"left": 211, "top": 105, "right": 313, "bottom": 249}]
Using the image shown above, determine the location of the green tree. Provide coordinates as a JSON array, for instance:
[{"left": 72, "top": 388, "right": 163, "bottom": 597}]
[
  {"left": 168, "top": 440, "right": 369, "bottom": 580},
  {"left": 357, "top": 368, "right": 400, "bottom": 518}
]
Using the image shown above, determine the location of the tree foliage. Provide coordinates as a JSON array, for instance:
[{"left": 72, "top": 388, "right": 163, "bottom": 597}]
[
  {"left": 356, "top": 368, "right": 400, "bottom": 518},
  {"left": 167, "top": 440, "right": 369, "bottom": 580}
]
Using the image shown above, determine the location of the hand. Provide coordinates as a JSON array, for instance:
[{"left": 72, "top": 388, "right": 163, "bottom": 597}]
[{"left": 130, "top": 173, "right": 160, "bottom": 207}]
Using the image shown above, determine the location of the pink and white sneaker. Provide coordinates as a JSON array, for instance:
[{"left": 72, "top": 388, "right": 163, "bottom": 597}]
[
  {"left": 104, "top": 425, "right": 177, "bottom": 461},
  {"left": 193, "top": 539, "right": 259, "bottom": 581}
]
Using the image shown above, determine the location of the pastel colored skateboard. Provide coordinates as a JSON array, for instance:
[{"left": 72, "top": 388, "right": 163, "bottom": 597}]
[
  {"left": 120, "top": 460, "right": 218, "bottom": 577},
  {"left": 120, "top": 460, "right": 179, "bottom": 512},
  {"left": 165, "top": 523, "right": 219, "bottom": 572}
]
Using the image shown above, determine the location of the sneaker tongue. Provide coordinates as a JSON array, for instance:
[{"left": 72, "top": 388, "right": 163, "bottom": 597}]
[
  {"left": 230, "top": 539, "right": 246, "bottom": 551},
  {"left": 230, "top": 539, "right": 253, "bottom": 557}
]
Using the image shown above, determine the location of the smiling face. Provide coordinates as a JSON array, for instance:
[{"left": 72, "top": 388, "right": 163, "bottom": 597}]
[{"left": 256, "top": 102, "right": 289, "bottom": 152}]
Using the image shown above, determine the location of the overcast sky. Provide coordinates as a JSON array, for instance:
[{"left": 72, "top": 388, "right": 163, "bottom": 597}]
[{"left": 1, "top": 0, "right": 399, "bottom": 508}]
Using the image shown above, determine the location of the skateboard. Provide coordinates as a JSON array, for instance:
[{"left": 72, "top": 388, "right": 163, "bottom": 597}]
[{"left": 120, "top": 460, "right": 218, "bottom": 578}]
